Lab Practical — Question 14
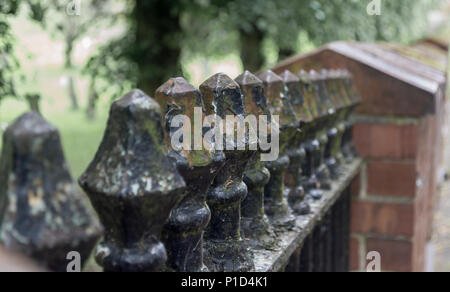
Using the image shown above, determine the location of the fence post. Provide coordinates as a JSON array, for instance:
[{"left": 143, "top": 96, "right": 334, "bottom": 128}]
[
  {"left": 0, "top": 112, "right": 103, "bottom": 272},
  {"left": 280, "top": 70, "right": 313, "bottom": 215},
  {"left": 155, "top": 77, "right": 225, "bottom": 272},
  {"left": 235, "top": 71, "right": 277, "bottom": 249},
  {"left": 258, "top": 70, "right": 298, "bottom": 227},
  {"left": 200, "top": 73, "right": 255, "bottom": 272},
  {"left": 79, "top": 90, "right": 186, "bottom": 272}
]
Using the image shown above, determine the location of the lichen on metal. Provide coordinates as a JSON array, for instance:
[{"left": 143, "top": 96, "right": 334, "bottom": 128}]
[
  {"left": 337, "top": 70, "right": 361, "bottom": 161},
  {"left": 307, "top": 70, "right": 333, "bottom": 190},
  {"left": 0, "top": 112, "right": 103, "bottom": 272},
  {"left": 79, "top": 89, "right": 186, "bottom": 272},
  {"left": 156, "top": 77, "right": 225, "bottom": 272},
  {"left": 258, "top": 70, "right": 298, "bottom": 228},
  {"left": 200, "top": 73, "right": 255, "bottom": 272},
  {"left": 235, "top": 71, "right": 277, "bottom": 250},
  {"left": 279, "top": 70, "right": 311, "bottom": 216}
]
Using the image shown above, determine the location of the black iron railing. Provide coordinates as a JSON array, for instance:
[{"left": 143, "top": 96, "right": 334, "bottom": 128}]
[{"left": 0, "top": 69, "right": 361, "bottom": 272}]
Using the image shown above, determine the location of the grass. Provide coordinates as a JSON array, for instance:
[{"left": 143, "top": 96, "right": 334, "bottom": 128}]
[
  {"left": 0, "top": 97, "right": 108, "bottom": 273},
  {"left": 0, "top": 98, "right": 108, "bottom": 180}
]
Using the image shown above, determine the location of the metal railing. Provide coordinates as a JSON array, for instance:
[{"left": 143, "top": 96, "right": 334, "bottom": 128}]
[{"left": 0, "top": 69, "right": 361, "bottom": 272}]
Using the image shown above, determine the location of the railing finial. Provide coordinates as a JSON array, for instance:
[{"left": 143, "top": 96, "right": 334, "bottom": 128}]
[
  {"left": 0, "top": 112, "right": 103, "bottom": 272},
  {"left": 156, "top": 77, "right": 225, "bottom": 272},
  {"left": 200, "top": 73, "right": 255, "bottom": 272},
  {"left": 79, "top": 89, "right": 186, "bottom": 272},
  {"left": 258, "top": 70, "right": 297, "bottom": 227},
  {"left": 280, "top": 70, "right": 311, "bottom": 215},
  {"left": 235, "top": 70, "right": 277, "bottom": 249}
]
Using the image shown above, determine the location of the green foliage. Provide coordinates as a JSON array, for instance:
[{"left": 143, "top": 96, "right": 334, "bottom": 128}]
[
  {"left": 85, "top": 0, "right": 213, "bottom": 98},
  {"left": 218, "top": 0, "right": 443, "bottom": 54},
  {"left": 0, "top": 17, "right": 20, "bottom": 100},
  {"left": 41, "top": 0, "right": 111, "bottom": 45},
  {"left": 0, "top": 0, "right": 46, "bottom": 102},
  {"left": 84, "top": 35, "right": 138, "bottom": 101},
  {"left": 2, "top": 0, "right": 443, "bottom": 104},
  {"left": 84, "top": 0, "right": 442, "bottom": 100},
  {"left": 306, "top": 0, "right": 442, "bottom": 45},
  {"left": 0, "top": 0, "right": 112, "bottom": 103}
]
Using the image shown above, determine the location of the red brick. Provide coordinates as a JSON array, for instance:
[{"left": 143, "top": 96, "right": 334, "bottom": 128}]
[
  {"left": 350, "top": 236, "right": 360, "bottom": 271},
  {"left": 351, "top": 200, "right": 414, "bottom": 237},
  {"left": 416, "top": 115, "right": 439, "bottom": 241},
  {"left": 366, "top": 238, "right": 412, "bottom": 272},
  {"left": 367, "top": 161, "right": 417, "bottom": 198},
  {"left": 350, "top": 173, "right": 361, "bottom": 198},
  {"left": 353, "top": 123, "right": 418, "bottom": 159}
]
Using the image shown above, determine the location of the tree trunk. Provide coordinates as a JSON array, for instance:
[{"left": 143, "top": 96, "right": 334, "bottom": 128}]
[
  {"left": 25, "top": 94, "right": 41, "bottom": 114},
  {"left": 133, "top": 0, "right": 183, "bottom": 96},
  {"left": 67, "top": 76, "right": 79, "bottom": 110},
  {"left": 86, "top": 80, "right": 98, "bottom": 120},
  {"left": 278, "top": 48, "right": 296, "bottom": 63},
  {"left": 239, "top": 26, "right": 265, "bottom": 72},
  {"left": 65, "top": 41, "right": 79, "bottom": 110}
]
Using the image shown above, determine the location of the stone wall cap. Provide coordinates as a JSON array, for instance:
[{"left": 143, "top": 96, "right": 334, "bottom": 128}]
[{"left": 274, "top": 41, "right": 446, "bottom": 96}]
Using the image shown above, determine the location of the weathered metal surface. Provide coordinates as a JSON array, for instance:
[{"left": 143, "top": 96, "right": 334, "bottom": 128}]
[
  {"left": 79, "top": 90, "right": 186, "bottom": 272},
  {"left": 155, "top": 78, "right": 225, "bottom": 272},
  {"left": 340, "top": 70, "right": 361, "bottom": 161},
  {"left": 280, "top": 70, "right": 313, "bottom": 123},
  {"left": 253, "top": 158, "right": 362, "bottom": 272},
  {"left": 322, "top": 69, "right": 347, "bottom": 177},
  {"left": 298, "top": 70, "right": 321, "bottom": 119},
  {"left": 258, "top": 70, "right": 298, "bottom": 228},
  {"left": 297, "top": 70, "right": 324, "bottom": 200},
  {"left": 0, "top": 112, "right": 102, "bottom": 272},
  {"left": 308, "top": 70, "right": 333, "bottom": 190},
  {"left": 280, "top": 70, "right": 310, "bottom": 215},
  {"left": 200, "top": 73, "right": 255, "bottom": 272},
  {"left": 235, "top": 71, "right": 277, "bottom": 250}
]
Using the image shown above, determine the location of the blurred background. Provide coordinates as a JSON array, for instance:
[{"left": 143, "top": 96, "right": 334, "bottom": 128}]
[{"left": 0, "top": 0, "right": 450, "bottom": 271}]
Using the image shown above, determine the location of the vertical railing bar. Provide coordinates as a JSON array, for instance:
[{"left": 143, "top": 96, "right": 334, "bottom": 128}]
[
  {"left": 335, "top": 194, "right": 344, "bottom": 272},
  {"left": 343, "top": 188, "right": 351, "bottom": 271},
  {"left": 285, "top": 248, "right": 301, "bottom": 272},
  {"left": 325, "top": 212, "right": 333, "bottom": 272},
  {"left": 300, "top": 235, "right": 314, "bottom": 272},
  {"left": 339, "top": 197, "right": 346, "bottom": 272}
]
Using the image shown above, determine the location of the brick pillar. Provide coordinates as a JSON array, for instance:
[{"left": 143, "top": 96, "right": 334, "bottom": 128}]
[
  {"left": 272, "top": 41, "right": 448, "bottom": 272},
  {"left": 349, "top": 117, "right": 435, "bottom": 272}
]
